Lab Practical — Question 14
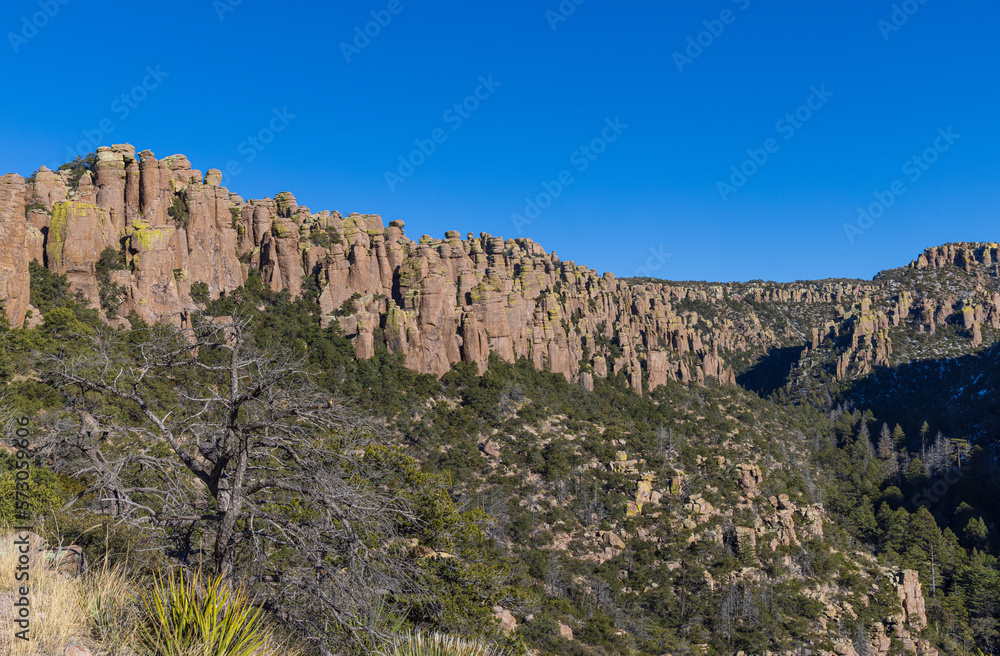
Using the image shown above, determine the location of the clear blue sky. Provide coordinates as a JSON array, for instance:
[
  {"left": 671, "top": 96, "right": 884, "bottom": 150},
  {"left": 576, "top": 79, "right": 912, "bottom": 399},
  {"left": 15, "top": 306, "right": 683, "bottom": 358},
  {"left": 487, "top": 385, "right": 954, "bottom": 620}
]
[{"left": 2, "top": 0, "right": 998, "bottom": 282}]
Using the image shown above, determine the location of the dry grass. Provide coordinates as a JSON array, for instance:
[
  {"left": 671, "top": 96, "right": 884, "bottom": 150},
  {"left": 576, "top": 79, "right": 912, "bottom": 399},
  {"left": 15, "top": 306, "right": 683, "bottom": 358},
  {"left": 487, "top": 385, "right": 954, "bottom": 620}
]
[
  {"left": 81, "top": 561, "right": 141, "bottom": 654},
  {"left": 1, "top": 528, "right": 301, "bottom": 656},
  {"left": 0, "top": 530, "right": 96, "bottom": 655}
]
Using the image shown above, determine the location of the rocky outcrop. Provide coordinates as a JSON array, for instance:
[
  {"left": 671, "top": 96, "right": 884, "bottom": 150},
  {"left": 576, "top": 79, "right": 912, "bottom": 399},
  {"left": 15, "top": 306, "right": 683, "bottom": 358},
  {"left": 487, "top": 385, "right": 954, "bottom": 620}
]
[
  {"left": 0, "top": 174, "right": 31, "bottom": 326},
  {"left": 735, "top": 463, "right": 763, "bottom": 496},
  {"left": 892, "top": 569, "right": 928, "bottom": 630},
  {"left": 492, "top": 606, "right": 517, "bottom": 632},
  {"left": 2, "top": 145, "right": 747, "bottom": 391},
  {"left": 0, "top": 531, "right": 87, "bottom": 578},
  {"left": 911, "top": 242, "right": 1000, "bottom": 272},
  {"left": 3, "top": 147, "right": 997, "bottom": 394}
]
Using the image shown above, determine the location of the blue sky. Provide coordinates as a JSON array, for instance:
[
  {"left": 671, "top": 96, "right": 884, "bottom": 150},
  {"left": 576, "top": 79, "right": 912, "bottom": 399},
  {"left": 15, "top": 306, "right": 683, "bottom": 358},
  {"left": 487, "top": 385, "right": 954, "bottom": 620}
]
[{"left": 2, "top": 0, "right": 998, "bottom": 282}]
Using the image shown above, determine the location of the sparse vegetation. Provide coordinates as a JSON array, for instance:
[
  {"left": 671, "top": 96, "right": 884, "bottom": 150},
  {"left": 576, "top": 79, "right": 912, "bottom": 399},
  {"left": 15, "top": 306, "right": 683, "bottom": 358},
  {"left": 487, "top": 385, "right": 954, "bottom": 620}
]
[
  {"left": 0, "top": 528, "right": 129, "bottom": 655},
  {"left": 378, "top": 631, "right": 508, "bottom": 656},
  {"left": 95, "top": 245, "right": 128, "bottom": 317},
  {"left": 58, "top": 153, "right": 97, "bottom": 192},
  {"left": 309, "top": 223, "right": 343, "bottom": 248},
  {"left": 168, "top": 194, "right": 191, "bottom": 228},
  {"left": 190, "top": 280, "right": 210, "bottom": 304}
]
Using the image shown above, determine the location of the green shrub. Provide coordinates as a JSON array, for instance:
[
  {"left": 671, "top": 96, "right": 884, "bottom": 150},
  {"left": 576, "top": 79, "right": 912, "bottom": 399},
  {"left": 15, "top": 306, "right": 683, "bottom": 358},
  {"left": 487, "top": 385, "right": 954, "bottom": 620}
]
[
  {"left": 190, "top": 281, "right": 210, "bottom": 305},
  {"left": 137, "top": 569, "right": 274, "bottom": 656},
  {"left": 29, "top": 260, "right": 70, "bottom": 312},
  {"left": 337, "top": 292, "right": 362, "bottom": 316},
  {"left": 0, "top": 455, "right": 64, "bottom": 522},
  {"left": 96, "top": 246, "right": 126, "bottom": 273},
  {"left": 24, "top": 200, "right": 47, "bottom": 219},
  {"left": 309, "top": 224, "right": 343, "bottom": 248},
  {"left": 96, "top": 246, "right": 128, "bottom": 317},
  {"left": 58, "top": 153, "right": 96, "bottom": 191},
  {"left": 168, "top": 195, "right": 190, "bottom": 228}
]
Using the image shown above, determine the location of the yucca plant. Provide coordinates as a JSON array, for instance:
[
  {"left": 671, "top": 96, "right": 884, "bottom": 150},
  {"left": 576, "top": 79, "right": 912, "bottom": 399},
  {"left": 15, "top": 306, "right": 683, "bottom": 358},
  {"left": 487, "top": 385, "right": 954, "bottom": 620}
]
[
  {"left": 136, "top": 569, "right": 272, "bottom": 656},
  {"left": 378, "top": 630, "right": 507, "bottom": 656}
]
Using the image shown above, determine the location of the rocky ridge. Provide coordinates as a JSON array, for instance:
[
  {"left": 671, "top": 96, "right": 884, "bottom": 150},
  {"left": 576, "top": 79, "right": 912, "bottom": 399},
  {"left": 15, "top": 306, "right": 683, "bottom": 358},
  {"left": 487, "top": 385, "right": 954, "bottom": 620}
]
[{"left": 1, "top": 146, "right": 997, "bottom": 396}]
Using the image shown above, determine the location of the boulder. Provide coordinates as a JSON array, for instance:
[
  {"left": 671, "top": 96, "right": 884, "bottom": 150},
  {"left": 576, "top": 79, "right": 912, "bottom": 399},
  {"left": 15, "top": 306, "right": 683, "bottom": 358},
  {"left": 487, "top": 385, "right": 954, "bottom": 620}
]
[
  {"left": 47, "top": 545, "right": 88, "bottom": 578},
  {"left": 482, "top": 440, "right": 501, "bottom": 459},
  {"left": 492, "top": 606, "right": 516, "bottom": 633},
  {"left": 602, "top": 531, "right": 625, "bottom": 549},
  {"left": 63, "top": 642, "right": 94, "bottom": 656}
]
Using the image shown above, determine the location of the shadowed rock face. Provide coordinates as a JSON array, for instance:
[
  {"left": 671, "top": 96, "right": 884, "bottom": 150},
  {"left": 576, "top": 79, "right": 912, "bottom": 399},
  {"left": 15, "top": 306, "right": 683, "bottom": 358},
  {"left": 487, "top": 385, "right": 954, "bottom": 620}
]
[{"left": 2, "top": 144, "right": 997, "bottom": 394}]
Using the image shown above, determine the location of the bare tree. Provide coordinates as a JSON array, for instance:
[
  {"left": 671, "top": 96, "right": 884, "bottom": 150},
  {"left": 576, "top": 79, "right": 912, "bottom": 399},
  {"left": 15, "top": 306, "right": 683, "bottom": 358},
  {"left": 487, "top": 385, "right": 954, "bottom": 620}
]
[
  {"left": 877, "top": 422, "right": 900, "bottom": 480},
  {"left": 877, "top": 423, "right": 893, "bottom": 460},
  {"left": 36, "top": 318, "right": 422, "bottom": 651},
  {"left": 856, "top": 421, "right": 872, "bottom": 467},
  {"left": 925, "top": 431, "right": 955, "bottom": 477},
  {"left": 854, "top": 623, "right": 873, "bottom": 656},
  {"left": 719, "top": 582, "right": 738, "bottom": 648}
]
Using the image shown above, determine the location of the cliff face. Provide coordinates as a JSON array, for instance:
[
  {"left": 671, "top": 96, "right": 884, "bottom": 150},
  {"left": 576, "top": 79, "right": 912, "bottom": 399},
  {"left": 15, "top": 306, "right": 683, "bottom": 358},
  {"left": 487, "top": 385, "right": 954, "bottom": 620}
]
[
  {"left": 2, "top": 144, "right": 997, "bottom": 394},
  {"left": 2, "top": 144, "right": 740, "bottom": 392},
  {"left": 0, "top": 174, "right": 31, "bottom": 326}
]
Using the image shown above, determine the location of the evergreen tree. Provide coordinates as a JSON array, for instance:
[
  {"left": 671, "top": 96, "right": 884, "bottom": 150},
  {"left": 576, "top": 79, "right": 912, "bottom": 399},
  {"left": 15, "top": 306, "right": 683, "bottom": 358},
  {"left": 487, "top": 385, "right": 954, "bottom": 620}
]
[
  {"left": 877, "top": 502, "right": 909, "bottom": 555},
  {"left": 920, "top": 421, "right": 931, "bottom": 462},
  {"left": 857, "top": 420, "right": 872, "bottom": 467},
  {"left": 877, "top": 423, "right": 893, "bottom": 459},
  {"left": 909, "top": 506, "right": 945, "bottom": 597},
  {"left": 878, "top": 422, "right": 899, "bottom": 479},
  {"left": 892, "top": 424, "right": 906, "bottom": 448},
  {"left": 964, "top": 517, "right": 989, "bottom": 550},
  {"left": 905, "top": 457, "right": 928, "bottom": 495}
]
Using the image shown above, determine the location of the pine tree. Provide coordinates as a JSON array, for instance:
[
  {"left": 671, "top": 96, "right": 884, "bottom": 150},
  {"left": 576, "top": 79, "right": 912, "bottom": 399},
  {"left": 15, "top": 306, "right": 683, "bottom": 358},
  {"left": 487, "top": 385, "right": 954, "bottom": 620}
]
[
  {"left": 951, "top": 438, "right": 971, "bottom": 468},
  {"left": 851, "top": 499, "right": 879, "bottom": 545},
  {"left": 892, "top": 424, "right": 906, "bottom": 448},
  {"left": 856, "top": 420, "right": 873, "bottom": 467},
  {"left": 954, "top": 502, "right": 975, "bottom": 528},
  {"left": 905, "top": 457, "right": 928, "bottom": 492},
  {"left": 877, "top": 502, "right": 910, "bottom": 555},
  {"left": 940, "top": 528, "right": 966, "bottom": 580},
  {"left": 909, "top": 506, "right": 945, "bottom": 597},
  {"left": 963, "top": 517, "right": 989, "bottom": 549},
  {"left": 920, "top": 421, "right": 931, "bottom": 462}
]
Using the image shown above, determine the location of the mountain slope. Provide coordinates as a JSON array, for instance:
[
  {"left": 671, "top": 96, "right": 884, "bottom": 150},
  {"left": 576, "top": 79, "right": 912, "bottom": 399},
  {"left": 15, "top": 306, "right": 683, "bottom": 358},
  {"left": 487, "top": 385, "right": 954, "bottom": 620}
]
[{"left": 2, "top": 146, "right": 1000, "bottom": 656}]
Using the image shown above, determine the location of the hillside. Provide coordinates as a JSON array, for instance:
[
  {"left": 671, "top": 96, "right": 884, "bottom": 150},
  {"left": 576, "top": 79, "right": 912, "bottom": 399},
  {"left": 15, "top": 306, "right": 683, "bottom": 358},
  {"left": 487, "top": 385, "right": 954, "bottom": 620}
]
[{"left": 0, "top": 148, "right": 999, "bottom": 656}]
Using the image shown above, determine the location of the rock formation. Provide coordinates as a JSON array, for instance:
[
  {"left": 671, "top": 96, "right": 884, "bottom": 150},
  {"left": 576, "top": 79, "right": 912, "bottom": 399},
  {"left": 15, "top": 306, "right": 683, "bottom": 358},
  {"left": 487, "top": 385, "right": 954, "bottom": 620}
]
[
  {"left": 0, "top": 174, "right": 31, "bottom": 326},
  {"left": 1, "top": 145, "right": 742, "bottom": 391},
  {"left": 892, "top": 569, "right": 928, "bottom": 630},
  {"left": 2, "top": 145, "right": 997, "bottom": 394}
]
